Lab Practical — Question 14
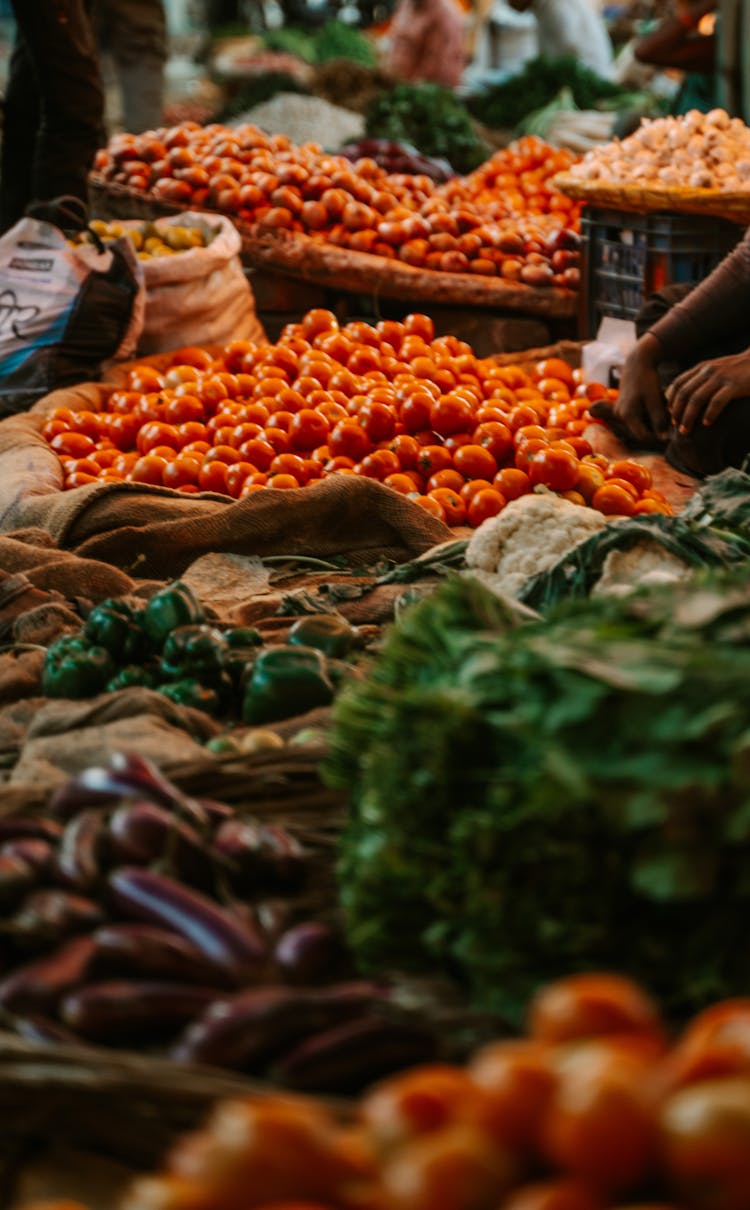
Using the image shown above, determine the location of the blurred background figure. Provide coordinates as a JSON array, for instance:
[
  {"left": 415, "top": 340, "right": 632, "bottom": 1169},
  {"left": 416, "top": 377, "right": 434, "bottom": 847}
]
[
  {"left": 94, "top": 0, "right": 168, "bottom": 131},
  {"left": 387, "top": 0, "right": 466, "bottom": 87},
  {"left": 0, "top": 0, "right": 104, "bottom": 231},
  {"left": 506, "top": 0, "right": 614, "bottom": 78},
  {"left": 634, "top": 0, "right": 718, "bottom": 114}
]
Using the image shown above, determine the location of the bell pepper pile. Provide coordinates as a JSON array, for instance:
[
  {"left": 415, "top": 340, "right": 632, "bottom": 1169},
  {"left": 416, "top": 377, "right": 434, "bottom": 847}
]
[{"left": 42, "top": 580, "right": 358, "bottom": 723}]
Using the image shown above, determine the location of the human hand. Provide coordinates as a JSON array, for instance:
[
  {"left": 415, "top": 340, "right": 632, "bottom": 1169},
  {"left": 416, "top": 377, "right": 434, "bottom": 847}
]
[
  {"left": 613, "top": 334, "right": 670, "bottom": 444},
  {"left": 667, "top": 350, "right": 750, "bottom": 434}
]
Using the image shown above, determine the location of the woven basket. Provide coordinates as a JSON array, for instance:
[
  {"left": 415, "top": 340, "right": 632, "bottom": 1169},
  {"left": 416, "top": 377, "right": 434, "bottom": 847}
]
[
  {"left": 554, "top": 172, "right": 750, "bottom": 224},
  {"left": 88, "top": 175, "right": 578, "bottom": 318}
]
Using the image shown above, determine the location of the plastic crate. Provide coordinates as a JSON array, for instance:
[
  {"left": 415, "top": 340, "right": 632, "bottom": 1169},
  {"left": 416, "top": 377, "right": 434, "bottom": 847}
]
[{"left": 580, "top": 205, "right": 745, "bottom": 339}]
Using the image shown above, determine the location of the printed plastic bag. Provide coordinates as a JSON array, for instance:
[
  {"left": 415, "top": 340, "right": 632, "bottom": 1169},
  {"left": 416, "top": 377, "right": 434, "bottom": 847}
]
[
  {"left": 133, "top": 212, "right": 264, "bottom": 354},
  {"left": 0, "top": 216, "right": 144, "bottom": 415}
]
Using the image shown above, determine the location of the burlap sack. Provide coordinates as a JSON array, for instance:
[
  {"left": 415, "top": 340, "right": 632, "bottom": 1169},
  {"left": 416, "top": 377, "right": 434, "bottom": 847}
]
[{"left": 0, "top": 382, "right": 451, "bottom": 575}]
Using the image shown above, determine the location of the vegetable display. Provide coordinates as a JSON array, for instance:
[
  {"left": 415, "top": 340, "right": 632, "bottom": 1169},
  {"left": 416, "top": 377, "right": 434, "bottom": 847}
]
[
  {"left": 0, "top": 753, "right": 434, "bottom": 1087},
  {"left": 70, "top": 218, "right": 212, "bottom": 259},
  {"left": 263, "top": 21, "right": 377, "bottom": 67},
  {"left": 42, "top": 973, "right": 750, "bottom": 1210},
  {"left": 341, "top": 138, "right": 454, "bottom": 183},
  {"left": 327, "top": 568, "right": 750, "bottom": 1024},
  {"left": 94, "top": 126, "right": 582, "bottom": 283},
  {"left": 42, "top": 310, "right": 670, "bottom": 522},
  {"left": 364, "top": 83, "right": 489, "bottom": 175}
]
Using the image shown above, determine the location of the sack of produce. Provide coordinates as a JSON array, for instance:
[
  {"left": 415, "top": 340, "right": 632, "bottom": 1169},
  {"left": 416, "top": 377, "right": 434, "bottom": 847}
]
[
  {"left": 89, "top": 213, "right": 264, "bottom": 356},
  {"left": 0, "top": 207, "right": 144, "bottom": 417}
]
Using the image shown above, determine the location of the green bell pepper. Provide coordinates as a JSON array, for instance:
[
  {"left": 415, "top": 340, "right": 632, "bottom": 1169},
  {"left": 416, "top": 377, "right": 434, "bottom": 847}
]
[
  {"left": 84, "top": 598, "right": 146, "bottom": 661},
  {"left": 287, "top": 613, "right": 357, "bottom": 658},
  {"left": 142, "top": 581, "right": 204, "bottom": 647},
  {"left": 224, "top": 626, "right": 263, "bottom": 649},
  {"left": 43, "top": 636, "right": 115, "bottom": 699},
  {"left": 242, "top": 644, "right": 335, "bottom": 724},
  {"left": 106, "top": 665, "right": 159, "bottom": 692},
  {"left": 160, "top": 625, "right": 229, "bottom": 682},
  {"left": 159, "top": 679, "right": 221, "bottom": 714}
]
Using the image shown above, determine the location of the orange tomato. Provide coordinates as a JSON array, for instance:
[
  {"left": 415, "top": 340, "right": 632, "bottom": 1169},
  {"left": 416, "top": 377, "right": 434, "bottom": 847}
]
[
  {"left": 429, "top": 488, "right": 466, "bottom": 526},
  {"left": 379, "top": 1125, "right": 517, "bottom": 1210},
  {"left": 529, "top": 975, "right": 665, "bottom": 1047},
  {"left": 591, "top": 484, "right": 636, "bottom": 516},
  {"left": 469, "top": 1039, "right": 556, "bottom": 1151},
  {"left": 501, "top": 1180, "right": 604, "bottom": 1210},
  {"left": 661, "top": 1078, "right": 750, "bottom": 1210},
  {"left": 607, "top": 460, "right": 653, "bottom": 494}
]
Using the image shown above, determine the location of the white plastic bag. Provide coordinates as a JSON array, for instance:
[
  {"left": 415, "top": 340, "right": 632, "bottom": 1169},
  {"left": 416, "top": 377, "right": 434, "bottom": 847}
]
[
  {"left": 134, "top": 212, "right": 265, "bottom": 355},
  {"left": 0, "top": 217, "right": 144, "bottom": 414}
]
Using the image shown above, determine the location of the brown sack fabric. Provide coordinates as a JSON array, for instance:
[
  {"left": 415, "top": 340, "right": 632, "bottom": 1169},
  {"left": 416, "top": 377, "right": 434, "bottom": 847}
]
[{"left": 0, "top": 384, "right": 451, "bottom": 574}]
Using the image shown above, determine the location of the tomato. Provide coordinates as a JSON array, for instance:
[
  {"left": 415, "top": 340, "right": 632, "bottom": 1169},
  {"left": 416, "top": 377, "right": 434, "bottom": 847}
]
[
  {"left": 575, "top": 464, "right": 606, "bottom": 503},
  {"left": 417, "top": 445, "right": 453, "bottom": 476},
  {"left": 107, "top": 414, "right": 140, "bottom": 451},
  {"left": 389, "top": 433, "right": 421, "bottom": 471},
  {"left": 529, "top": 976, "right": 664, "bottom": 1046},
  {"left": 429, "top": 488, "right": 466, "bottom": 526},
  {"left": 633, "top": 499, "right": 673, "bottom": 516},
  {"left": 414, "top": 494, "right": 446, "bottom": 521},
  {"left": 403, "top": 313, "right": 435, "bottom": 342},
  {"left": 515, "top": 424, "right": 550, "bottom": 447},
  {"left": 64, "top": 470, "right": 99, "bottom": 488},
  {"left": 385, "top": 473, "right": 421, "bottom": 495},
  {"left": 427, "top": 469, "right": 465, "bottom": 493},
  {"left": 661, "top": 1078, "right": 750, "bottom": 1210},
  {"left": 605, "top": 477, "right": 639, "bottom": 499},
  {"left": 238, "top": 438, "right": 276, "bottom": 471},
  {"left": 473, "top": 421, "right": 513, "bottom": 462},
  {"left": 528, "top": 448, "right": 580, "bottom": 492},
  {"left": 453, "top": 444, "right": 498, "bottom": 481},
  {"left": 137, "top": 421, "right": 181, "bottom": 453},
  {"left": 494, "top": 467, "right": 531, "bottom": 501},
  {"left": 535, "top": 357, "right": 576, "bottom": 387},
  {"left": 68, "top": 410, "right": 102, "bottom": 439},
  {"left": 380, "top": 1125, "right": 516, "bottom": 1210},
  {"left": 270, "top": 453, "right": 310, "bottom": 485},
  {"left": 607, "top": 460, "right": 653, "bottom": 494},
  {"left": 268, "top": 473, "right": 300, "bottom": 490},
  {"left": 467, "top": 488, "right": 506, "bottom": 526},
  {"left": 469, "top": 1040, "right": 556, "bottom": 1151},
  {"left": 541, "top": 1044, "right": 658, "bottom": 1193},
  {"left": 400, "top": 393, "right": 436, "bottom": 434},
  {"left": 358, "top": 401, "right": 397, "bottom": 443},
  {"left": 329, "top": 421, "right": 371, "bottom": 462},
  {"left": 501, "top": 1180, "right": 604, "bottom": 1210},
  {"left": 128, "top": 365, "right": 165, "bottom": 393},
  {"left": 515, "top": 438, "right": 548, "bottom": 471},
  {"left": 163, "top": 457, "right": 201, "bottom": 489},
  {"left": 129, "top": 454, "right": 168, "bottom": 485},
  {"left": 665, "top": 1002, "right": 750, "bottom": 1090},
  {"left": 50, "top": 431, "right": 96, "bottom": 459},
  {"left": 460, "top": 478, "right": 494, "bottom": 504},
  {"left": 592, "top": 484, "right": 636, "bottom": 516},
  {"left": 163, "top": 394, "right": 205, "bottom": 425},
  {"left": 430, "top": 395, "right": 475, "bottom": 438},
  {"left": 358, "top": 450, "right": 400, "bottom": 481},
  {"left": 224, "top": 462, "right": 257, "bottom": 498},
  {"left": 265, "top": 427, "right": 291, "bottom": 455},
  {"left": 508, "top": 404, "right": 540, "bottom": 431},
  {"left": 198, "top": 461, "right": 230, "bottom": 493}
]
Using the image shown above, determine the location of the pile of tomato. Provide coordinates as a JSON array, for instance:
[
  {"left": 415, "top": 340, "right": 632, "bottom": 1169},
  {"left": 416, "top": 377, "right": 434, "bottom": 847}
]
[
  {"left": 94, "top": 126, "right": 582, "bottom": 287},
  {"left": 98, "top": 974, "right": 750, "bottom": 1210},
  {"left": 42, "top": 310, "right": 672, "bottom": 525}
]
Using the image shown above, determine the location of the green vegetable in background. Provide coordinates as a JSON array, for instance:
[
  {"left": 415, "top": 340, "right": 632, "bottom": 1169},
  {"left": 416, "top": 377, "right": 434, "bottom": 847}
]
[
  {"left": 365, "top": 83, "right": 489, "bottom": 175},
  {"left": 84, "top": 598, "right": 145, "bottom": 662},
  {"left": 261, "top": 27, "right": 317, "bottom": 62},
  {"left": 160, "top": 624, "right": 229, "bottom": 682},
  {"left": 43, "top": 636, "right": 116, "bottom": 699},
  {"left": 142, "top": 582, "right": 204, "bottom": 647},
  {"left": 327, "top": 569, "right": 750, "bottom": 1025},
  {"left": 105, "top": 665, "right": 158, "bottom": 692},
  {"left": 288, "top": 614, "right": 356, "bottom": 658},
  {"left": 159, "top": 679, "right": 222, "bottom": 714},
  {"left": 243, "top": 644, "right": 335, "bottom": 724},
  {"left": 312, "top": 21, "right": 376, "bottom": 66}
]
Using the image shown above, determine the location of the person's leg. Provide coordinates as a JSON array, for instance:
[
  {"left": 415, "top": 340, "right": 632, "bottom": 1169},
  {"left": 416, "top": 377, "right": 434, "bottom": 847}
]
[
  {"left": 105, "top": 0, "right": 167, "bottom": 132},
  {"left": 0, "top": 32, "right": 38, "bottom": 230},
  {"left": 8, "top": 0, "right": 104, "bottom": 215}
]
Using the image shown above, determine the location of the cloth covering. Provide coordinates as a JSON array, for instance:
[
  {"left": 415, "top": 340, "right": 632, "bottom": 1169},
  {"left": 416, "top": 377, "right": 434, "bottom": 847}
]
[{"left": 0, "top": 381, "right": 451, "bottom": 575}]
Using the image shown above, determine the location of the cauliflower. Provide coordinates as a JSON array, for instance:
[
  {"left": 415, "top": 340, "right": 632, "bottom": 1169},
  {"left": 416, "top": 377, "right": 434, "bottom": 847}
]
[
  {"left": 592, "top": 539, "right": 692, "bottom": 598},
  {"left": 465, "top": 493, "right": 608, "bottom": 598}
]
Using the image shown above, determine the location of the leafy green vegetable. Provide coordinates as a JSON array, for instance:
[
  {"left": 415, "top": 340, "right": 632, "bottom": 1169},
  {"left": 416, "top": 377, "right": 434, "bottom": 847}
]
[
  {"left": 519, "top": 469, "right": 750, "bottom": 612},
  {"left": 467, "top": 55, "right": 640, "bottom": 132},
  {"left": 262, "top": 27, "right": 317, "bottom": 62},
  {"left": 313, "top": 21, "right": 376, "bottom": 66},
  {"left": 327, "top": 569, "right": 750, "bottom": 1025},
  {"left": 365, "top": 83, "right": 489, "bottom": 174}
]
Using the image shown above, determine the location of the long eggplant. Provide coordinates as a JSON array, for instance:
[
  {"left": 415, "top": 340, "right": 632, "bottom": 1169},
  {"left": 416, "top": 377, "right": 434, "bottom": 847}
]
[
  {"left": 0, "top": 854, "right": 35, "bottom": 909},
  {"left": 90, "top": 924, "right": 235, "bottom": 988},
  {"left": 171, "top": 981, "right": 388, "bottom": 1072},
  {"left": 0, "top": 818, "right": 63, "bottom": 843},
  {"left": 12, "top": 1014, "right": 82, "bottom": 1045},
  {"left": 0, "top": 839, "right": 55, "bottom": 878},
  {"left": 13, "top": 889, "right": 105, "bottom": 944},
  {"left": 108, "top": 802, "right": 213, "bottom": 888},
  {"left": 270, "top": 1015, "right": 439, "bottom": 1092},
  {"left": 61, "top": 980, "right": 222, "bottom": 1042},
  {"left": 213, "top": 820, "right": 306, "bottom": 889},
  {"left": 54, "top": 808, "right": 108, "bottom": 890},
  {"left": 0, "top": 935, "right": 95, "bottom": 1013},
  {"left": 107, "top": 868, "right": 266, "bottom": 984}
]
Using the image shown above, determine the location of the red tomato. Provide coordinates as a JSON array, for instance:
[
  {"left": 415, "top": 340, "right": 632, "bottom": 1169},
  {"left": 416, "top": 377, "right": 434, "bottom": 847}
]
[
  {"left": 50, "top": 431, "right": 96, "bottom": 459},
  {"left": 162, "top": 457, "right": 201, "bottom": 489},
  {"left": 329, "top": 420, "right": 372, "bottom": 462},
  {"left": 289, "top": 408, "right": 330, "bottom": 451},
  {"left": 137, "top": 421, "right": 181, "bottom": 454},
  {"left": 430, "top": 395, "right": 475, "bottom": 437},
  {"left": 528, "top": 448, "right": 580, "bottom": 492},
  {"left": 592, "top": 484, "right": 636, "bottom": 516},
  {"left": 198, "top": 461, "right": 230, "bottom": 493},
  {"left": 429, "top": 488, "right": 466, "bottom": 526},
  {"left": 270, "top": 453, "right": 310, "bottom": 484},
  {"left": 494, "top": 468, "right": 531, "bottom": 501},
  {"left": 467, "top": 488, "right": 506, "bottom": 526},
  {"left": 453, "top": 444, "right": 498, "bottom": 482},
  {"left": 473, "top": 421, "right": 513, "bottom": 462},
  {"left": 129, "top": 454, "right": 168, "bottom": 485},
  {"left": 500, "top": 1180, "right": 604, "bottom": 1210},
  {"left": 389, "top": 433, "right": 421, "bottom": 471},
  {"left": 529, "top": 975, "right": 664, "bottom": 1046},
  {"left": 661, "top": 1078, "right": 750, "bottom": 1210},
  {"left": 427, "top": 469, "right": 465, "bottom": 493},
  {"left": 607, "top": 460, "right": 653, "bottom": 494},
  {"left": 417, "top": 445, "right": 453, "bottom": 475},
  {"left": 469, "top": 1040, "right": 557, "bottom": 1151}
]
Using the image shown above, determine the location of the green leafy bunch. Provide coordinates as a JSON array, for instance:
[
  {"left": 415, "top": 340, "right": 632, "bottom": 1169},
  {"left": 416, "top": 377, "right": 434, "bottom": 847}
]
[
  {"left": 466, "top": 55, "right": 635, "bottom": 132},
  {"left": 326, "top": 569, "right": 750, "bottom": 1025},
  {"left": 365, "top": 83, "right": 489, "bottom": 174}
]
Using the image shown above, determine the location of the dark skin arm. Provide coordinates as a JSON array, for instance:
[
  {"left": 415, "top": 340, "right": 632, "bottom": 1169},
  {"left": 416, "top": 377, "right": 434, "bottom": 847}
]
[
  {"left": 614, "top": 333, "right": 671, "bottom": 444},
  {"left": 634, "top": 0, "right": 716, "bottom": 72}
]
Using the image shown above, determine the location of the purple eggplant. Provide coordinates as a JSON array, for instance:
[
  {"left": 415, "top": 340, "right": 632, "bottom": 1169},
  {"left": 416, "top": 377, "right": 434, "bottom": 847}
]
[
  {"left": 0, "top": 935, "right": 95, "bottom": 1013},
  {"left": 0, "top": 838, "right": 55, "bottom": 878},
  {"left": 108, "top": 802, "right": 214, "bottom": 887},
  {"left": 0, "top": 818, "right": 63, "bottom": 843},
  {"left": 171, "top": 981, "right": 388, "bottom": 1072},
  {"left": 12, "top": 1014, "right": 82, "bottom": 1045},
  {"left": 271, "top": 1015, "right": 439, "bottom": 1092},
  {"left": 213, "top": 820, "right": 306, "bottom": 889},
  {"left": 13, "top": 889, "right": 105, "bottom": 944},
  {"left": 48, "top": 780, "right": 116, "bottom": 819},
  {"left": 274, "top": 922, "right": 348, "bottom": 985},
  {"left": 61, "top": 980, "right": 222, "bottom": 1042},
  {"left": 54, "top": 808, "right": 108, "bottom": 890},
  {"left": 90, "top": 924, "right": 235, "bottom": 988},
  {"left": 0, "top": 854, "right": 35, "bottom": 908},
  {"left": 85, "top": 752, "right": 209, "bottom": 826},
  {"left": 107, "top": 867, "right": 266, "bottom": 984}
]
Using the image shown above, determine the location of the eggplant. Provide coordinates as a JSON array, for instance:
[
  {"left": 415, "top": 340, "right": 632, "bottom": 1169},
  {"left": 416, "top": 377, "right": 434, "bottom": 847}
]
[
  {"left": 76, "top": 752, "right": 210, "bottom": 827},
  {"left": 12, "top": 1014, "right": 82, "bottom": 1045},
  {"left": 0, "top": 854, "right": 35, "bottom": 908},
  {"left": 274, "top": 922, "right": 348, "bottom": 985},
  {"left": 90, "top": 924, "right": 235, "bottom": 988},
  {"left": 213, "top": 820, "right": 306, "bottom": 889},
  {"left": 0, "top": 935, "right": 95, "bottom": 1013},
  {"left": 0, "top": 818, "right": 63, "bottom": 843},
  {"left": 0, "top": 839, "right": 55, "bottom": 878},
  {"left": 107, "top": 868, "right": 266, "bottom": 983},
  {"left": 271, "top": 1015, "right": 439, "bottom": 1093},
  {"left": 61, "top": 980, "right": 222, "bottom": 1042},
  {"left": 171, "top": 981, "right": 388, "bottom": 1072},
  {"left": 54, "top": 808, "right": 108, "bottom": 890},
  {"left": 12, "top": 889, "right": 105, "bottom": 944},
  {"left": 108, "top": 802, "right": 214, "bottom": 887},
  {"left": 48, "top": 780, "right": 116, "bottom": 819}
]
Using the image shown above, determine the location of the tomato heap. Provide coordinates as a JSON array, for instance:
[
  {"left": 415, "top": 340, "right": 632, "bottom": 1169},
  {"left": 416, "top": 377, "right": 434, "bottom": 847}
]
[
  {"left": 42, "top": 310, "right": 671, "bottom": 524},
  {"left": 94, "top": 126, "right": 582, "bottom": 287},
  {"left": 110, "top": 975, "right": 750, "bottom": 1210}
]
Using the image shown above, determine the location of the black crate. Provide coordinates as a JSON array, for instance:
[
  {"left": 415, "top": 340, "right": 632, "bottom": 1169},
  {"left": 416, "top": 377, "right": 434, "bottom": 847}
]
[{"left": 580, "top": 205, "right": 745, "bottom": 338}]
